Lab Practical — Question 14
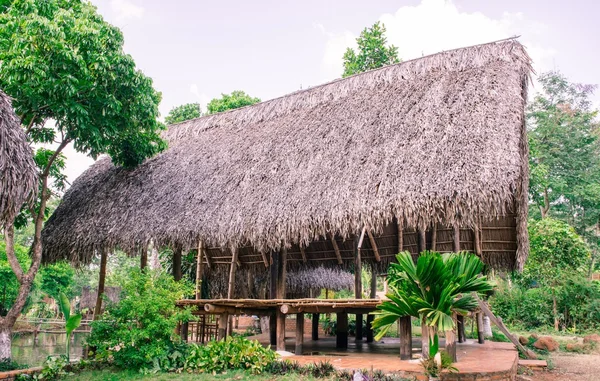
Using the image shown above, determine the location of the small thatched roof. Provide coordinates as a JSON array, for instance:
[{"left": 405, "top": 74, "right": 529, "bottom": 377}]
[
  {"left": 0, "top": 90, "right": 37, "bottom": 227},
  {"left": 42, "top": 39, "right": 531, "bottom": 270}
]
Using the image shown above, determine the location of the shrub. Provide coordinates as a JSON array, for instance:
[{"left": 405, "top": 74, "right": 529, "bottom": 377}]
[
  {"left": 86, "top": 269, "right": 193, "bottom": 371},
  {"left": 184, "top": 336, "right": 277, "bottom": 374}
]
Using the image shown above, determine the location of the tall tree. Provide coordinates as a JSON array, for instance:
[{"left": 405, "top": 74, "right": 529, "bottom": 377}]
[
  {"left": 164, "top": 103, "right": 202, "bottom": 125},
  {"left": 206, "top": 91, "right": 260, "bottom": 114},
  {"left": 342, "top": 21, "right": 400, "bottom": 78},
  {"left": 527, "top": 71, "right": 600, "bottom": 268},
  {"left": 0, "top": 0, "right": 165, "bottom": 358}
]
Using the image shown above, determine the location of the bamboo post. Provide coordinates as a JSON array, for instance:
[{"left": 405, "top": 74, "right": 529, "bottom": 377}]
[
  {"left": 312, "top": 313, "right": 319, "bottom": 341},
  {"left": 400, "top": 316, "right": 412, "bottom": 360},
  {"left": 366, "top": 230, "right": 381, "bottom": 262},
  {"left": 446, "top": 314, "right": 457, "bottom": 362},
  {"left": 354, "top": 235, "right": 363, "bottom": 341},
  {"left": 476, "top": 312, "right": 485, "bottom": 344},
  {"left": 331, "top": 234, "right": 343, "bottom": 264},
  {"left": 276, "top": 247, "right": 287, "bottom": 351},
  {"left": 195, "top": 241, "right": 204, "bottom": 300},
  {"left": 93, "top": 249, "right": 108, "bottom": 320},
  {"left": 227, "top": 247, "right": 239, "bottom": 337},
  {"left": 295, "top": 313, "right": 304, "bottom": 355},
  {"left": 336, "top": 312, "right": 348, "bottom": 349},
  {"left": 218, "top": 313, "right": 228, "bottom": 340},
  {"left": 269, "top": 251, "right": 278, "bottom": 345}
]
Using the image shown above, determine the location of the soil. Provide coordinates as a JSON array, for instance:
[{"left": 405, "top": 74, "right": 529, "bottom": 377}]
[{"left": 526, "top": 352, "right": 600, "bottom": 381}]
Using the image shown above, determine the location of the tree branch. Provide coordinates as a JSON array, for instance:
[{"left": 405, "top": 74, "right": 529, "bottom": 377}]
[
  {"left": 3, "top": 224, "right": 23, "bottom": 283},
  {"left": 24, "top": 114, "right": 37, "bottom": 136}
]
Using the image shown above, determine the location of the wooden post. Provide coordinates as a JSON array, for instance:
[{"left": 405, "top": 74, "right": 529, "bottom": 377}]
[
  {"left": 476, "top": 312, "right": 485, "bottom": 344},
  {"left": 93, "top": 249, "right": 108, "bottom": 320},
  {"left": 400, "top": 316, "right": 412, "bottom": 360},
  {"left": 312, "top": 313, "right": 319, "bottom": 341},
  {"left": 418, "top": 228, "right": 426, "bottom": 254},
  {"left": 445, "top": 313, "right": 457, "bottom": 362},
  {"left": 397, "top": 218, "right": 403, "bottom": 252},
  {"left": 295, "top": 313, "right": 304, "bottom": 355},
  {"left": 227, "top": 247, "right": 239, "bottom": 337},
  {"left": 195, "top": 241, "right": 204, "bottom": 300},
  {"left": 453, "top": 222, "right": 460, "bottom": 252},
  {"left": 354, "top": 235, "right": 363, "bottom": 341},
  {"left": 457, "top": 315, "right": 466, "bottom": 343},
  {"left": 421, "top": 319, "right": 429, "bottom": 357},
  {"left": 336, "top": 312, "right": 348, "bottom": 349},
  {"left": 173, "top": 245, "right": 182, "bottom": 281},
  {"left": 473, "top": 224, "right": 482, "bottom": 257},
  {"left": 276, "top": 248, "right": 287, "bottom": 351},
  {"left": 431, "top": 224, "right": 437, "bottom": 251},
  {"left": 269, "top": 251, "right": 278, "bottom": 346},
  {"left": 218, "top": 313, "right": 228, "bottom": 340},
  {"left": 140, "top": 246, "right": 148, "bottom": 270},
  {"left": 366, "top": 267, "right": 377, "bottom": 343}
]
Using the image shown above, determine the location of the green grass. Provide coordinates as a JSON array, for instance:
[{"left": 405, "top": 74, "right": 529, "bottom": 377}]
[{"left": 66, "top": 369, "right": 333, "bottom": 381}]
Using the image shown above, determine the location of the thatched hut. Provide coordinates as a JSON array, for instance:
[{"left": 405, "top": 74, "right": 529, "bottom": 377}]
[
  {"left": 0, "top": 90, "right": 37, "bottom": 227},
  {"left": 42, "top": 39, "right": 530, "bottom": 272}
]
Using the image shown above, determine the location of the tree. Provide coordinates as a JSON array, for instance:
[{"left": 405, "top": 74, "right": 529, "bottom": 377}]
[
  {"left": 372, "top": 251, "right": 492, "bottom": 359},
  {"left": 206, "top": 91, "right": 260, "bottom": 114},
  {"left": 0, "top": 0, "right": 165, "bottom": 359},
  {"left": 342, "top": 21, "right": 400, "bottom": 78},
  {"left": 527, "top": 71, "right": 600, "bottom": 265},
  {"left": 38, "top": 261, "right": 75, "bottom": 300},
  {"left": 522, "top": 218, "right": 590, "bottom": 330},
  {"left": 164, "top": 103, "right": 202, "bottom": 125}
]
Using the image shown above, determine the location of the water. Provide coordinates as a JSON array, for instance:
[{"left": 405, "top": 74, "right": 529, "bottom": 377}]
[{"left": 11, "top": 332, "right": 88, "bottom": 366}]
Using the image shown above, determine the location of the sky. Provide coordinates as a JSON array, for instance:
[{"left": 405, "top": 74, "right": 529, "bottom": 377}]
[{"left": 60, "top": 0, "right": 600, "bottom": 185}]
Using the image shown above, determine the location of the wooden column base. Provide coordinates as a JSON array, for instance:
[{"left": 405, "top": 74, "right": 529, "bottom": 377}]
[
  {"left": 311, "top": 313, "right": 319, "bottom": 341},
  {"left": 457, "top": 315, "right": 466, "bottom": 343},
  {"left": 276, "top": 311, "right": 286, "bottom": 351},
  {"left": 476, "top": 312, "right": 485, "bottom": 344},
  {"left": 400, "top": 316, "right": 412, "bottom": 360},
  {"left": 336, "top": 312, "right": 348, "bottom": 349},
  {"left": 218, "top": 312, "right": 229, "bottom": 340},
  {"left": 295, "top": 313, "right": 304, "bottom": 355},
  {"left": 269, "top": 314, "right": 277, "bottom": 345}
]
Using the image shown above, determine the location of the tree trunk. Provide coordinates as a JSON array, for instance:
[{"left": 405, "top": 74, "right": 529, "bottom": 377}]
[
  {"left": 552, "top": 289, "right": 559, "bottom": 331},
  {"left": 94, "top": 249, "right": 108, "bottom": 320},
  {"left": 0, "top": 327, "right": 11, "bottom": 360}
]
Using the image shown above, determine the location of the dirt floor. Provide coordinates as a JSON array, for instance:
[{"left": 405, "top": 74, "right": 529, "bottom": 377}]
[{"left": 526, "top": 353, "right": 600, "bottom": 381}]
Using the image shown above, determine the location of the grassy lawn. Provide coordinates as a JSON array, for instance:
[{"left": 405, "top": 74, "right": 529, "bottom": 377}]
[{"left": 66, "top": 369, "right": 332, "bottom": 381}]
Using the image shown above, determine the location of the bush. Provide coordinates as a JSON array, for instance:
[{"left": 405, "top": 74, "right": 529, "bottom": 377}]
[
  {"left": 490, "top": 286, "right": 554, "bottom": 329},
  {"left": 86, "top": 269, "right": 193, "bottom": 371},
  {"left": 184, "top": 336, "right": 277, "bottom": 374}
]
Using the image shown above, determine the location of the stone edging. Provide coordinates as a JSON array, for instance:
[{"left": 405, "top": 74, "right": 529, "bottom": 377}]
[{"left": 0, "top": 366, "right": 43, "bottom": 380}]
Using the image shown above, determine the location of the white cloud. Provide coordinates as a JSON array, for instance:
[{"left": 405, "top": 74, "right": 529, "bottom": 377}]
[
  {"left": 110, "top": 0, "right": 144, "bottom": 22},
  {"left": 320, "top": 0, "right": 556, "bottom": 80}
]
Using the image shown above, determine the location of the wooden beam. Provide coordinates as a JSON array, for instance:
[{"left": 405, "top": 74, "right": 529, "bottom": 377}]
[
  {"left": 204, "top": 304, "right": 269, "bottom": 316},
  {"left": 475, "top": 295, "right": 537, "bottom": 359},
  {"left": 453, "top": 222, "right": 460, "bottom": 252},
  {"left": 93, "top": 249, "right": 108, "bottom": 320},
  {"left": 260, "top": 251, "right": 269, "bottom": 268},
  {"left": 295, "top": 313, "right": 304, "bottom": 355},
  {"left": 330, "top": 234, "right": 343, "bottom": 264},
  {"left": 400, "top": 316, "right": 412, "bottom": 360},
  {"left": 204, "top": 247, "right": 212, "bottom": 270},
  {"left": 195, "top": 241, "right": 204, "bottom": 300},
  {"left": 300, "top": 247, "right": 307, "bottom": 263},
  {"left": 366, "top": 230, "right": 381, "bottom": 262}
]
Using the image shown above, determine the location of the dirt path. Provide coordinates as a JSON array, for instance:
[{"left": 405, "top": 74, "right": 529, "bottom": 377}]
[{"left": 528, "top": 353, "right": 600, "bottom": 380}]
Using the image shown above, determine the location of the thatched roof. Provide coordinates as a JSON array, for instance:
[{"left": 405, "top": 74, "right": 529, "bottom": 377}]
[
  {"left": 0, "top": 90, "right": 37, "bottom": 227},
  {"left": 42, "top": 39, "right": 531, "bottom": 270}
]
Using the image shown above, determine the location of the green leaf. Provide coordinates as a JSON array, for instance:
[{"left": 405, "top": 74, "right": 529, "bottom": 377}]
[
  {"left": 65, "top": 314, "right": 82, "bottom": 335},
  {"left": 57, "top": 292, "right": 70, "bottom": 321}
]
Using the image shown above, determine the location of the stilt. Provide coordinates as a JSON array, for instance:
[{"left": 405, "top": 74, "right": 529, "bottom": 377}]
[
  {"left": 354, "top": 235, "right": 363, "bottom": 341},
  {"left": 218, "top": 313, "right": 228, "bottom": 340},
  {"left": 476, "top": 312, "right": 485, "bottom": 344},
  {"left": 336, "top": 312, "right": 348, "bottom": 349},
  {"left": 276, "top": 248, "right": 287, "bottom": 351},
  {"left": 295, "top": 313, "right": 304, "bottom": 355},
  {"left": 195, "top": 241, "right": 204, "bottom": 299},
  {"left": 457, "top": 315, "right": 466, "bottom": 343},
  {"left": 312, "top": 313, "right": 319, "bottom": 341},
  {"left": 173, "top": 245, "right": 182, "bottom": 281},
  {"left": 93, "top": 249, "right": 108, "bottom": 320},
  {"left": 227, "top": 247, "right": 239, "bottom": 337},
  {"left": 445, "top": 329, "right": 457, "bottom": 362},
  {"left": 269, "top": 251, "right": 278, "bottom": 345},
  {"left": 140, "top": 246, "right": 148, "bottom": 270},
  {"left": 400, "top": 316, "right": 412, "bottom": 360},
  {"left": 366, "top": 267, "right": 377, "bottom": 343}
]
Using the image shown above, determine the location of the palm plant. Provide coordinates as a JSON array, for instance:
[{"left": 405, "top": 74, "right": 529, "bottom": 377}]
[
  {"left": 372, "top": 251, "right": 493, "bottom": 358},
  {"left": 57, "top": 292, "right": 82, "bottom": 361}
]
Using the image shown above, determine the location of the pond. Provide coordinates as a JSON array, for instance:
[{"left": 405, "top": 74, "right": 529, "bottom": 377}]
[{"left": 11, "top": 332, "right": 89, "bottom": 366}]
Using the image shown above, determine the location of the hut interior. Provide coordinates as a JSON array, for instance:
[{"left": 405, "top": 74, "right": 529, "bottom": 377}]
[{"left": 41, "top": 39, "right": 532, "bottom": 359}]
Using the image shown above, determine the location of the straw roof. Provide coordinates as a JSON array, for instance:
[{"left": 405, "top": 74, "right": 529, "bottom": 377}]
[
  {"left": 0, "top": 90, "right": 37, "bottom": 228},
  {"left": 42, "top": 39, "right": 531, "bottom": 270}
]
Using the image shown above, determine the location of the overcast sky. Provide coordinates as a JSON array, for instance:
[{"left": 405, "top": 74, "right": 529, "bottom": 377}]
[{"left": 61, "top": 0, "right": 600, "bottom": 185}]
